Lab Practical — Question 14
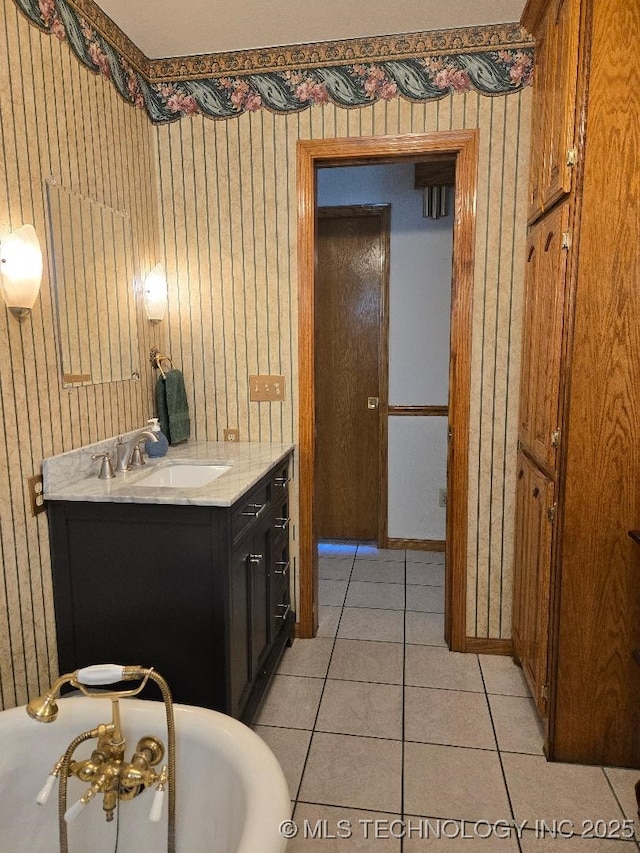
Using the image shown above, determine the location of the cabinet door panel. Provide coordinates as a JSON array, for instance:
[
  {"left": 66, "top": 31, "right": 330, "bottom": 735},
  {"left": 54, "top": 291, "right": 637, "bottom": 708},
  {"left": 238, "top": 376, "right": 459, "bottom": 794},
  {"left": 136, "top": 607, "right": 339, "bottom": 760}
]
[
  {"left": 518, "top": 202, "right": 569, "bottom": 470},
  {"left": 249, "top": 528, "right": 270, "bottom": 676},
  {"left": 512, "top": 452, "right": 554, "bottom": 717},
  {"left": 230, "top": 547, "right": 251, "bottom": 717},
  {"left": 525, "top": 0, "right": 581, "bottom": 220},
  {"left": 542, "top": 0, "right": 581, "bottom": 210}
]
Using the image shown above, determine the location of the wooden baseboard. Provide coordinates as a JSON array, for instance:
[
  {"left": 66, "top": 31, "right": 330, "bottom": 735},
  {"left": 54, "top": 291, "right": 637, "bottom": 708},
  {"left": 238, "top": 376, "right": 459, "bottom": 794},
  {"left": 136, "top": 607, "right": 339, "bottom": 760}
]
[
  {"left": 385, "top": 538, "right": 446, "bottom": 552},
  {"left": 464, "top": 637, "right": 513, "bottom": 655}
]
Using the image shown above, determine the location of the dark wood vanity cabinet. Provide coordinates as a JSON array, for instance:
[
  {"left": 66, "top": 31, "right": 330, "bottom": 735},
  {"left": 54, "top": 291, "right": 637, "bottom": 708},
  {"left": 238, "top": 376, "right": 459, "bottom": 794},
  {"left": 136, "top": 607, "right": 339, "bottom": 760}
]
[{"left": 47, "top": 454, "right": 294, "bottom": 723}]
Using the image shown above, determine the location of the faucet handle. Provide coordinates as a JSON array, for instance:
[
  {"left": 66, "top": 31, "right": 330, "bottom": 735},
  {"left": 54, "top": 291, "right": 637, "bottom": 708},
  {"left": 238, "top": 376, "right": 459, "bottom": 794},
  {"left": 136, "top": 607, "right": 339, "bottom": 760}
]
[
  {"left": 91, "top": 452, "right": 116, "bottom": 480},
  {"left": 130, "top": 442, "right": 145, "bottom": 468}
]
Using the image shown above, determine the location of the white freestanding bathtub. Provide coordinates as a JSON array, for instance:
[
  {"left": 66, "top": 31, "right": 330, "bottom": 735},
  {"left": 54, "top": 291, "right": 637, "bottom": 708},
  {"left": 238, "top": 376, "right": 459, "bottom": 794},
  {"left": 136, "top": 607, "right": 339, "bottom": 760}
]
[{"left": 0, "top": 696, "right": 290, "bottom": 852}]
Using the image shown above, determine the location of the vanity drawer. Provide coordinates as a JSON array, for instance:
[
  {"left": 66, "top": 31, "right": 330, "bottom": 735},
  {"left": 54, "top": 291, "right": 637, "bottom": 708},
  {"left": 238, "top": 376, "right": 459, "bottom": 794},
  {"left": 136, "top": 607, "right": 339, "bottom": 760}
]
[
  {"left": 232, "top": 481, "right": 269, "bottom": 541},
  {"left": 271, "top": 461, "right": 289, "bottom": 494}
]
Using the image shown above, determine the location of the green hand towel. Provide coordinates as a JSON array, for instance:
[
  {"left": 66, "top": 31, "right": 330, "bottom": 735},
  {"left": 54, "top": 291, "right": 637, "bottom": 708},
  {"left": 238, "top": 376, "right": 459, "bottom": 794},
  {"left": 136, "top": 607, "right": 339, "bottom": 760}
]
[{"left": 156, "top": 369, "right": 190, "bottom": 444}]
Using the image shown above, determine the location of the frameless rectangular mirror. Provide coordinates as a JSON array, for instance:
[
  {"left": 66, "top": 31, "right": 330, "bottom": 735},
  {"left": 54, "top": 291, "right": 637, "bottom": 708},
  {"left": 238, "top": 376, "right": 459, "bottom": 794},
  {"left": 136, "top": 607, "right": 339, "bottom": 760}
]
[{"left": 45, "top": 179, "right": 140, "bottom": 387}]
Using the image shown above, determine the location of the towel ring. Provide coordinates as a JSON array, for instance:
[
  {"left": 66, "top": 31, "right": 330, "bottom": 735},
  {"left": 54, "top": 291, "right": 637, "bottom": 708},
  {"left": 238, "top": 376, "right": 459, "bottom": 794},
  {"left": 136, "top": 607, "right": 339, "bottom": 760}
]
[{"left": 150, "top": 347, "right": 174, "bottom": 379}]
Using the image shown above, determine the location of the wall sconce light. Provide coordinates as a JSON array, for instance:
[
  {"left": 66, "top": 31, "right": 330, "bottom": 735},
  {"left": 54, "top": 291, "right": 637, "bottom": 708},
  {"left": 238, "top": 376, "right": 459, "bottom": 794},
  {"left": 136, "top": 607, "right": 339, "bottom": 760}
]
[
  {"left": 0, "top": 224, "right": 43, "bottom": 320},
  {"left": 143, "top": 263, "right": 167, "bottom": 324}
]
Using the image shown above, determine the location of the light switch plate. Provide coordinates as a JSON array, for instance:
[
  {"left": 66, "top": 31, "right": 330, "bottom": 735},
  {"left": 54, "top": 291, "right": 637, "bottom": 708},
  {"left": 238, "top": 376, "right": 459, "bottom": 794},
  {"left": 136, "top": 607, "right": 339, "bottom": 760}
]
[{"left": 249, "top": 375, "right": 286, "bottom": 402}]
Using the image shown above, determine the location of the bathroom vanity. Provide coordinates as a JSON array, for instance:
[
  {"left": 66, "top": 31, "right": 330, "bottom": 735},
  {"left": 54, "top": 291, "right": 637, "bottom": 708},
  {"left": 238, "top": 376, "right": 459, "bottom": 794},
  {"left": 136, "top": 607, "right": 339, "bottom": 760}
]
[{"left": 44, "top": 442, "right": 294, "bottom": 722}]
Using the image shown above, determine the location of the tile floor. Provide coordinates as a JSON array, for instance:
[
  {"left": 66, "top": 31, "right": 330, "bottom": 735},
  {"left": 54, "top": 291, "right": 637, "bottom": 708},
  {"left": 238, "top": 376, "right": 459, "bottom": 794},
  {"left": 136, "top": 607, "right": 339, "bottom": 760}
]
[{"left": 254, "top": 543, "right": 640, "bottom": 850}]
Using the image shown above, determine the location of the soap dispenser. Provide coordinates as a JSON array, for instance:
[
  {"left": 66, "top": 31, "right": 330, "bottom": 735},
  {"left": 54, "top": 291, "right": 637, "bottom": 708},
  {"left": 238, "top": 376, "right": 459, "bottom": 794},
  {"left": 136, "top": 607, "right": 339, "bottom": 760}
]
[{"left": 145, "top": 417, "right": 169, "bottom": 458}]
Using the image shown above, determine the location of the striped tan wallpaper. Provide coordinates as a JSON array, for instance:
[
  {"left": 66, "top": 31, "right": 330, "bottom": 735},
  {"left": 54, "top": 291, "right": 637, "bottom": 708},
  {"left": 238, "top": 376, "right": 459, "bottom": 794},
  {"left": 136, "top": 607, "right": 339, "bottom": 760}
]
[
  {"left": 0, "top": 0, "right": 159, "bottom": 710},
  {"left": 0, "top": 1, "right": 530, "bottom": 711},
  {"left": 155, "top": 90, "right": 531, "bottom": 642}
]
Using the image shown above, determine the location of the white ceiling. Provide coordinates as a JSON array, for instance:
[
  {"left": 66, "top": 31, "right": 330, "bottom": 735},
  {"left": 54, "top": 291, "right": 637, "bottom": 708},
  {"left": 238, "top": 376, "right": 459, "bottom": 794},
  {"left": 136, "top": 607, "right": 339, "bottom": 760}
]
[{"left": 94, "top": 0, "right": 528, "bottom": 59}]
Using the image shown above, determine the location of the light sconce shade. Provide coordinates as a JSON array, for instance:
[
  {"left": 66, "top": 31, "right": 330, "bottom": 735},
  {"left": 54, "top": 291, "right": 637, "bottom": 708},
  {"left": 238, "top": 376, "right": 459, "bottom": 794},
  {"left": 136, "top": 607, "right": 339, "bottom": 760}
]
[
  {"left": 0, "top": 224, "right": 43, "bottom": 320},
  {"left": 143, "top": 263, "right": 168, "bottom": 324}
]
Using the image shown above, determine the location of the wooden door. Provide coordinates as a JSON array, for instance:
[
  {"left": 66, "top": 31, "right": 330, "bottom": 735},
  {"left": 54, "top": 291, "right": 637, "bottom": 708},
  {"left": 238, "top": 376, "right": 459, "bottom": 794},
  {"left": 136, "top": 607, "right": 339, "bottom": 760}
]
[
  {"left": 518, "top": 201, "right": 569, "bottom": 472},
  {"left": 512, "top": 451, "right": 555, "bottom": 717},
  {"left": 315, "top": 206, "right": 389, "bottom": 541}
]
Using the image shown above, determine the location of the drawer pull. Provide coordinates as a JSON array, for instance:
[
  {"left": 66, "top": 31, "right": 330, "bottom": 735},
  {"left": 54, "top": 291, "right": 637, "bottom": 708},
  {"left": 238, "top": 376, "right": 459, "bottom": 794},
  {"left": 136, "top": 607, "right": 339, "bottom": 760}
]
[
  {"left": 274, "top": 476, "right": 288, "bottom": 488},
  {"left": 276, "top": 603, "right": 291, "bottom": 621},
  {"left": 248, "top": 554, "right": 263, "bottom": 564},
  {"left": 241, "top": 503, "right": 266, "bottom": 518},
  {"left": 274, "top": 561, "right": 290, "bottom": 576},
  {"left": 275, "top": 517, "right": 289, "bottom": 531}
]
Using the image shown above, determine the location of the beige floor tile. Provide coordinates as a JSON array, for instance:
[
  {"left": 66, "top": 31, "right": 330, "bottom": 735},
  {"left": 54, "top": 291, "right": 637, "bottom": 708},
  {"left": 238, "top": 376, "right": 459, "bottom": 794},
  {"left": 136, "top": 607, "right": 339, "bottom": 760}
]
[
  {"left": 406, "top": 562, "right": 445, "bottom": 586},
  {"left": 329, "top": 639, "right": 404, "bottom": 684},
  {"left": 317, "top": 605, "right": 342, "bottom": 638},
  {"left": 316, "top": 679, "right": 403, "bottom": 739},
  {"left": 489, "top": 694, "right": 544, "bottom": 755},
  {"left": 404, "top": 742, "right": 512, "bottom": 822},
  {"left": 406, "top": 550, "right": 445, "bottom": 564},
  {"left": 405, "top": 686, "right": 496, "bottom": 750},
  {"left": 404, "top": 820, "right": 520, "bottom": 850},
  {"left": 338, "top": 607, "right": 404, "bottom": 643},
  {"left": 351, "top": 559, "right": 406, "bottom": 584},
  {"left": 253, "top": 725, "right": 312, "bottom": 800},
  {"left": 405, "top": 611, "right": 447, "bottom": 646},
  {"left": 319, "top": 578, "right": 349, "bottom": 606},
  {"left": 501, "top": 753, "right": 625, "bottom": 825},
  {"left": 278, "top": 637, "right": 335, "bottom": 678},
  {"left": 300, "top": 732, "right": 402, "bottom": 813},
  {"left": 479, "top": 654, "right": 531, "bottom": 697},
  {"left": 319, "top": 557, "right": 354, "bottom": 580},
  {"left": 406, "top": 584, "right": 445, "bottom": 613},
  {"left": 519, "top": 830, "right": 637, "bottom": 850},
  {"left": 290, "top": 804, "right": 401, "bottom": 851},
  {"left": 345, "top": 581, "right": 405, "bottom": 610},
  {"left": 355, "top": 546, "right": 406, "bottom": 562},
  {"left": 254, "top": 675, "right": 324, "bottom": 729},
  {"left": 405, "top": 645, "right": 484, "bottom": 692},
  {"left": 603, "top": 766, "right": 640, "bottom": 821}
]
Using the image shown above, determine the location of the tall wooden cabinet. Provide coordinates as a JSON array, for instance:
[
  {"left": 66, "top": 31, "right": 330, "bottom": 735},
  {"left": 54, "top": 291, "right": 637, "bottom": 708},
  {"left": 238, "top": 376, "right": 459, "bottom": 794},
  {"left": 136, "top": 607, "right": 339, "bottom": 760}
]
[{"left": 513, "top": 0, "right": 640, "bottom": 767}]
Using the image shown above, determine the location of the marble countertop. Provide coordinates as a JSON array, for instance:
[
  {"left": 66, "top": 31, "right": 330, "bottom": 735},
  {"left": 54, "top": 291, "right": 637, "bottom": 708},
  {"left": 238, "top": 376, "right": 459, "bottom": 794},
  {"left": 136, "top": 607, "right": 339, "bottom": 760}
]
[{"left": 43, "top": 441, "right": 294, "bottom": 507}]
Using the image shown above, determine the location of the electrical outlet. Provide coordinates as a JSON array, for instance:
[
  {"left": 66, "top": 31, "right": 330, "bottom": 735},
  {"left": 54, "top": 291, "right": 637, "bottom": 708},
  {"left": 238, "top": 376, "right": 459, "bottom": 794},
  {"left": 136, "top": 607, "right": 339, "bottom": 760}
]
[
  {"left": 249, "top": 375, "right": 286, "bottom": 402},
  {"left": 28, "top": 474, "right": 46, "bottom": 517},
  {"left": 439, "top": 488, "right": 447, "bottom": 508},
  {"left": 224, "top": 428, "right": 240, "bottom": 442}
]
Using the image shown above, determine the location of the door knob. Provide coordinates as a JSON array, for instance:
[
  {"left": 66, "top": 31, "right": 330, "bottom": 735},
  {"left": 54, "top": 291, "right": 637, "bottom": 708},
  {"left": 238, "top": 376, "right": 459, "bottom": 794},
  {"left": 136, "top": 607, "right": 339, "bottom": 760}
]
[{"left": 367, "top": 397, "right": 379, "bottom": 410}]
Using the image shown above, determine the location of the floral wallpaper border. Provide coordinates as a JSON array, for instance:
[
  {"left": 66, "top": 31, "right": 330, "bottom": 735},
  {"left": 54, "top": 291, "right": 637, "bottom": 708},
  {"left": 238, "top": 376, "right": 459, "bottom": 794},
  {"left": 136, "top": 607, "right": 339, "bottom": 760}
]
[{"left": 15, "top": 0, "right": 533, "bottom": 124}]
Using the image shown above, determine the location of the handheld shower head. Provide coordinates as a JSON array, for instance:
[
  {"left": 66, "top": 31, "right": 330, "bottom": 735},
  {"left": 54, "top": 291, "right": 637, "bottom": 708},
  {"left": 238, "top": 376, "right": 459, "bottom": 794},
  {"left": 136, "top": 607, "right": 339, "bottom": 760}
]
[{"left": 26, "top": 692, "right": 59, "bottom": 723}]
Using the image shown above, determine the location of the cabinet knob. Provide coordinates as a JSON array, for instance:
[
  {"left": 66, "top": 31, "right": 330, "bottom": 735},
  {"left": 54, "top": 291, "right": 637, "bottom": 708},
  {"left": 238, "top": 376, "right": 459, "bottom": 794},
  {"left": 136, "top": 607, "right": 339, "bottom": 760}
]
[
  {"left": 274, "top": 561, "right": 290, "bottom": 576},
  {"left": 248, "top": 554, "right": 263, "bottom": 564},
  {"left": 275, "top": 517, "right": 289, "bottom": 532},
  {"left": 274, "top": 476, "right": 288, "bottom": 488}
]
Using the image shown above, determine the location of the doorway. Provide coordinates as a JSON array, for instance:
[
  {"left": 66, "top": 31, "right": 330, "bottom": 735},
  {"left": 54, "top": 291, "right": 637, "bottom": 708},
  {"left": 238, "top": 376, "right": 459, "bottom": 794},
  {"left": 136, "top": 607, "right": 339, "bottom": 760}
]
[
  {"left": 315, "top": 205, "right": 390, "bottom": 543},
  {"left": 297, "top": 131, "right": 478, "bottom": 652}
]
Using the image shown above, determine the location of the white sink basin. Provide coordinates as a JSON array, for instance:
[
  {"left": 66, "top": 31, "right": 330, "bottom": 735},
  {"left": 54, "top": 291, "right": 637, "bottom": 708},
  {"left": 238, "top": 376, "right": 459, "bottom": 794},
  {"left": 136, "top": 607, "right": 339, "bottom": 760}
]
[{"left": 134, "top": 461, "right": 231, "bottom": 488}]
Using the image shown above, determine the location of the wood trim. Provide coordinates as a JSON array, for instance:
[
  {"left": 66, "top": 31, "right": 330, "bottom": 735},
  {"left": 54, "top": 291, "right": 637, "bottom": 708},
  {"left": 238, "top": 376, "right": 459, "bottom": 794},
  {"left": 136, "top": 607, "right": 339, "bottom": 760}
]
[
  {"left": 464, "top": 637, "right": 514, "bottom": 655},
  {"left": 297, "top": 131, "right": 478, "bottom": 647},
  {"left": 379, "top": 207, "right": 391, "bottom": 549},
  {"left": 387, "top": 538, "right": 445, "bottom": 552},
  {"left": 388, "top": 405, "right": 448, "bottom": 416}
]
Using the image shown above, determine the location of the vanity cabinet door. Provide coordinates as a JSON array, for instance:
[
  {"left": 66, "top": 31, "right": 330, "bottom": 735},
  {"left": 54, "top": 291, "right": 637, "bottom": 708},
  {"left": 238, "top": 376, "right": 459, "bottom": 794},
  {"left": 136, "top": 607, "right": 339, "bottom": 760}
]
[
  {"left": 229, "top": 545, "right": 252, "bottom": 718},
  {"left": 248, "top": 527, "right": 271, "bottom": 677}
]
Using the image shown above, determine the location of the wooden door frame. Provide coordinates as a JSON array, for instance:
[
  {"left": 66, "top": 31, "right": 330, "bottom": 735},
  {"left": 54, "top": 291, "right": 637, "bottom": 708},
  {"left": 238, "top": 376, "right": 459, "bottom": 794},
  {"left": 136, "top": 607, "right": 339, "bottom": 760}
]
[
  {"left": 297, "top": 131, "right": 479, "bottom": 650},
  {"left": 316, "top": 204, "right": 391, "bottom": 546}
]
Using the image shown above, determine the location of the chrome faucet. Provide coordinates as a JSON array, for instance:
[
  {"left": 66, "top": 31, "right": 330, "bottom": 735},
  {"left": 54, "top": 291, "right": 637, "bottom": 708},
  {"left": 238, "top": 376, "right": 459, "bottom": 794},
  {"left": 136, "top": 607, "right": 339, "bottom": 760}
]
[{"left": 115, "top": 430, "right": 158, "bottom": 472}]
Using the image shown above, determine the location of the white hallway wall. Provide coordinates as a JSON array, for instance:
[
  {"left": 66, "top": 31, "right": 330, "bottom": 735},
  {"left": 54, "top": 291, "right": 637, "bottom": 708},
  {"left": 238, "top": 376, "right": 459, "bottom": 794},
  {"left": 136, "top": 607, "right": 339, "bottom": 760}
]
[{"left": 317, "top": 163, "right": 453, "bottom": 540}]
